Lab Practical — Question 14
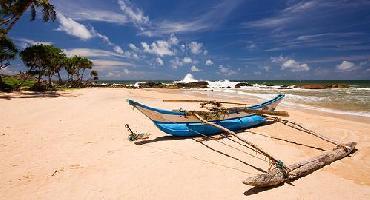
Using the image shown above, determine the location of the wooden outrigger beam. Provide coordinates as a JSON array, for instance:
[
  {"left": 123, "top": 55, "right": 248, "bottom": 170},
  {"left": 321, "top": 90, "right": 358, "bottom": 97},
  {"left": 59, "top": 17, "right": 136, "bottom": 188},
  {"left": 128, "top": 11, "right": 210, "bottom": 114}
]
[
  {"left": 163, "top": 99, "right": 248, "bottom": 106},
  {"left": 193, "top": 113, "right": 357, "bottom": 188},
  {"left": 243, "top": 142, "right": 356, "bottom": 187}
]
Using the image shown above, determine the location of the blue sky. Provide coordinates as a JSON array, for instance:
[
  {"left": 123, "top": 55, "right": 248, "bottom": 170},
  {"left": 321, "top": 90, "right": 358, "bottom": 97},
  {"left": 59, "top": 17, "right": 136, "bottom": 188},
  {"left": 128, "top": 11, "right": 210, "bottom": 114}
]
[{"left": 6, "top": 0, "right": 370, "bottom": 80}]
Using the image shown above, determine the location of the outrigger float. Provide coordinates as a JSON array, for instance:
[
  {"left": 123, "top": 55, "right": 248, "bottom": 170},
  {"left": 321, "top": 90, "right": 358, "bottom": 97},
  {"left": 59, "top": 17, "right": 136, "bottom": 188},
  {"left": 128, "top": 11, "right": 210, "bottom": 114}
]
[{"left": 127, "top": 94, "right": 356, "bottom": 188}]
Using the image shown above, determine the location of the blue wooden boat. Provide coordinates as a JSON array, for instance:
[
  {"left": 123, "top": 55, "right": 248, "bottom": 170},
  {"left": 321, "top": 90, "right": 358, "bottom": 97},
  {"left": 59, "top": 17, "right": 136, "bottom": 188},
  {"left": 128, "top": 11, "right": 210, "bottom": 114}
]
[{"left": 128, "top": 94, "right": 285, "bottom": 137}]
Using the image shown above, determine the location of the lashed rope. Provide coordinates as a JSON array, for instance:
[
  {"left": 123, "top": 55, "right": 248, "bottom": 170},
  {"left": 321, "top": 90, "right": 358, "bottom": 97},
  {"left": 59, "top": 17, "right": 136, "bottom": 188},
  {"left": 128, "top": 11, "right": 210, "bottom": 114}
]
[
  {"left": 193, "top": 113, "right": 288, "bottom": 171},
  {"left": 267, "top": 116, "right": 341, "bottom": 146}
]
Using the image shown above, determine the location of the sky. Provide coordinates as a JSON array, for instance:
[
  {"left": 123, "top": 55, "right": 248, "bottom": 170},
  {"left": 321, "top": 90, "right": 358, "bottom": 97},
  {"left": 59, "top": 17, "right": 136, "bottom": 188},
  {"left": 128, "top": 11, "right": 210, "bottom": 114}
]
[{"left": 5, "top": 0, "right": 370, "bottom": 80}]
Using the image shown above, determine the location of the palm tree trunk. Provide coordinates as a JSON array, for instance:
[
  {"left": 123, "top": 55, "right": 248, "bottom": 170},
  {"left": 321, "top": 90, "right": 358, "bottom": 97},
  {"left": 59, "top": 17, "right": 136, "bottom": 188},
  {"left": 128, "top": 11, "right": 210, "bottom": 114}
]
[
  {"left": 48, "top": 74, "right": 52, "bottom": 86},
  {"left": 37, "top": 72, "right": 42, "bottom": 84},
  {"left": 57, "top": 71, "right": 63, "bottom": 83},
  {"left": 80, "top": 68, "right": 85, "bottom": 81}
]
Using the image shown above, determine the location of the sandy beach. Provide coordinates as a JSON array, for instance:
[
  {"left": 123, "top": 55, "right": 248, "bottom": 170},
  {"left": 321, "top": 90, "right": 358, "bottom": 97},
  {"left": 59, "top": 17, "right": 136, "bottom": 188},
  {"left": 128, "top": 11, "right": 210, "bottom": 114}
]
[{"left": 1, "top": 88, "right": 370, "bottom": 199}]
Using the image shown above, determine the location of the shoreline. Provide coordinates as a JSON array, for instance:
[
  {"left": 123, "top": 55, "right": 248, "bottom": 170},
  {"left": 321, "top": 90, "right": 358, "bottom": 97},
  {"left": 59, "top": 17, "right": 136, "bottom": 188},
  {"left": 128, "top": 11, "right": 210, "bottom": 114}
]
[{"left": 1, "top": 88, "right": 370, "bottom": 199}]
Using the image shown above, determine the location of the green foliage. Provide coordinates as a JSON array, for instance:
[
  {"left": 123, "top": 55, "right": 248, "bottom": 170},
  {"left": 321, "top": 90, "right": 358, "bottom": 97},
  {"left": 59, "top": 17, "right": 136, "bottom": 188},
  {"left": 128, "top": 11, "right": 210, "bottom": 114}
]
[
  {"left": 65, "top": 55, "right": 93, "bottom": 84},
  {"left": 20, "top": 44, "right": 66, "bottom": 84},
  {"left": 1, "top": 0, "right": 56, "bottom": 35},
  {"left": 0, "top": 75, "right": 35, "bottom": 92},
  {"left": 0, "top": 36, "right": 18, "bottom": 69}
]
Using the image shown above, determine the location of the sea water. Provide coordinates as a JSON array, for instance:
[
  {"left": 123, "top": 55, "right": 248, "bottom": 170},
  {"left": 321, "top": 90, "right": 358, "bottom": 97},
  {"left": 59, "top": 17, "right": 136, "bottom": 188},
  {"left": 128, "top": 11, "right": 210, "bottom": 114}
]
[{"left": 98, "top": 79, "right": 370, "bottom": 118}]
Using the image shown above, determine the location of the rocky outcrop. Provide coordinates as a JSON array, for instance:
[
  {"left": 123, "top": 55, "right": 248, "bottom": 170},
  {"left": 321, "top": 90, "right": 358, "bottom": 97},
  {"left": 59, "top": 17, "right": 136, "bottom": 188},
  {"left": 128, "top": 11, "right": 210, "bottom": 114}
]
[
  {"left": 176, "top": 81, "right": 208, "bottom": 88},
  {"left": 235, "top": 82, "right": 252, "bottom": 88},
  {"left": 138, "top": 81, "right": 164, "bottom": 88},
  {"left": 298, "top": 83, "right": 349, "bottom": 89}
]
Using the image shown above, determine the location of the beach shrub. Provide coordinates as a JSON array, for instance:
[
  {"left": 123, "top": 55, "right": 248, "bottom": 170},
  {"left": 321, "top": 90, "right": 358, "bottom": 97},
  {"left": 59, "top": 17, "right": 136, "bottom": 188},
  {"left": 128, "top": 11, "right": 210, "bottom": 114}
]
[{"left": 0, "top": 76, "right": 36, "bottom": 92}]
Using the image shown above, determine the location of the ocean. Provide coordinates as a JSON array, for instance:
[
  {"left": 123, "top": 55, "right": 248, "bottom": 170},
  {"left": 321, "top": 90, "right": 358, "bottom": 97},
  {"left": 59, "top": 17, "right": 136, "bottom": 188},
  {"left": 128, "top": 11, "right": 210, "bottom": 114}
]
[{"left": 99, "top": 79, "right": 370, "bottom": 118}]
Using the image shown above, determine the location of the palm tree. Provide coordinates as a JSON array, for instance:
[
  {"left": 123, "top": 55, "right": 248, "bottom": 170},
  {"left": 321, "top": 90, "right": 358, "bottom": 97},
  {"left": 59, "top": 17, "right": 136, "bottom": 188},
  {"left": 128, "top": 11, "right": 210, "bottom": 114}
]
[
  {"left": 0, "top": 35, "right": 17, "bottom": 84},
  {"left": 1, "top": 0, "right": 56, "bottom": 36}
]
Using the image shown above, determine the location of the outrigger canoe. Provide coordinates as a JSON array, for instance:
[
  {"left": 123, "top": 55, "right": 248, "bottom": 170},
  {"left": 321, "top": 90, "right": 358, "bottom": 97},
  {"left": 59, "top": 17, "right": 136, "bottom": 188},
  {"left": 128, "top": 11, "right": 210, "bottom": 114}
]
[{"left": 128, "top": 94, "right": 285, "bottom": 137}]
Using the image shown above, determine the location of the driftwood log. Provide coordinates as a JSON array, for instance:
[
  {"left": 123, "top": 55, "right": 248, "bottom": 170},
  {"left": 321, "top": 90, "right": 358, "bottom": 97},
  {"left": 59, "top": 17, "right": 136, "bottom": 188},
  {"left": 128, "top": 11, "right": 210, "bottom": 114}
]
[{"left": 243, "top": 142, "right": 357, "bottom": 187}]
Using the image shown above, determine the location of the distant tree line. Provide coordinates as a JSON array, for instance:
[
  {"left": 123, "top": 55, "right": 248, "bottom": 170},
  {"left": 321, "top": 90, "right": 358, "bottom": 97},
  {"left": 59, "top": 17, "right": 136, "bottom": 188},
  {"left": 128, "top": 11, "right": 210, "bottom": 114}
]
[
  {"left": 20, "top": 44, "right": 98, "bottom": 88},
  {"left": 0, "top": 1, "right": 99, "bottom": 91},
  {"left": 1, "top": 40, "right": 98, "bottom": 91}
]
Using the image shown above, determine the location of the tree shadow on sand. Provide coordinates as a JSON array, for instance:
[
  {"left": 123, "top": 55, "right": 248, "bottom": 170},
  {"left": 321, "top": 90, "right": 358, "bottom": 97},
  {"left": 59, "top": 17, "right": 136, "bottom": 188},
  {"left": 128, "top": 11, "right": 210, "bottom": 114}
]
[{"left": 0, "top": 91, "right": 78, "bottom": 100}]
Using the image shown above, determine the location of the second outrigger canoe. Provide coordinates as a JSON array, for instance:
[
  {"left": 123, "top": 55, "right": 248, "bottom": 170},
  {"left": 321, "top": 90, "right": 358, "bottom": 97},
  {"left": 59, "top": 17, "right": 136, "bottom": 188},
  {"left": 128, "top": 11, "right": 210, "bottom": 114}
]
[{"left": 128, "top": 94, "right": 285, "bottom": 137}]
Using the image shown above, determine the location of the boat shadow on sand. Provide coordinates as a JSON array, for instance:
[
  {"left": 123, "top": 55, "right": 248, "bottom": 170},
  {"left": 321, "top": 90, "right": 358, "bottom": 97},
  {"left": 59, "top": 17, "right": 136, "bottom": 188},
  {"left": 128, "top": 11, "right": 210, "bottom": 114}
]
[
  {"left": 133, "top": 123, "right": 357, "bottom": 195},
  {"left": 134, "top": 122, "right": 325, "bottom": 152}
]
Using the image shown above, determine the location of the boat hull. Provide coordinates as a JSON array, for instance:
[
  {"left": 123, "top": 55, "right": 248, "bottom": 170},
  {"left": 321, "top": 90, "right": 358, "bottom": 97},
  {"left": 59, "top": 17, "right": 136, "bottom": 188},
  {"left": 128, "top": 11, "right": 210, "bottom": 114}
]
[
  {"left": 153, "top": 115, "right": 266, "bottom": 137},
  {"left": 128, "top": 94, "right": 284, "bottom": 137}
]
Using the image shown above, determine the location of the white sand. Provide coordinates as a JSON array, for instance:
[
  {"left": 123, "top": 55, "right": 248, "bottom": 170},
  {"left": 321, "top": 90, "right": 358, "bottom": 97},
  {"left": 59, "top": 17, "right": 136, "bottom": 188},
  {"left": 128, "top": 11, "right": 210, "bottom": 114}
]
[{"left": 1, "top": 88, "right": 370, "bottom": 199}]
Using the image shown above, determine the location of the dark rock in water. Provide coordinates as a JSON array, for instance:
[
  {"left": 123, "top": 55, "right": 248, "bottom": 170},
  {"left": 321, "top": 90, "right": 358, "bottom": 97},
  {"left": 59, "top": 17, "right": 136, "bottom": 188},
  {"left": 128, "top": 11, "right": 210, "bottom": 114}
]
[
  {"left": 176, "top": 81, "right": 208, "bottom": 88},
  {"left": 299, "top": 83, "right": 349, "bottom": 89},
  {"left": 300, "top": 84, "right": 327, "bottom": 89},
  {"left": 227, "top": 86, "right": 231, "bottom": 88},
  {"left": 279, "top": 85, "right": 292, "bottom": 89},
  {"left": 139, "top": 81, "right": 164, "bottom": 88},
  {"left": 235, "top": 82, "right": 252, "bottom": 88},
  {"left": 331, "top": 84, "right": 349, "bottom": 88}
]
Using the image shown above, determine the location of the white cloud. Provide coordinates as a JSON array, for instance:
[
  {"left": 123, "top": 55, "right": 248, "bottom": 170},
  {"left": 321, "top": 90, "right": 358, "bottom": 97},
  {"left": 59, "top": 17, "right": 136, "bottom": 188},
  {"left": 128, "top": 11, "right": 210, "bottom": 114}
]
[
  {"left": 156, "top": 57, "right": 164, "bottom": 66},
  {"left": 191, "top": 65, "right": 200, "bottom": 72},
  {"left": 189, "top": 42, "right": 203, "bottom": 54},
  {"left": 170, "top": 57, "right": 183, "bottom": 69},
  {"left": 336, "top": 61, "right": 357, "bottom": 72},
  {"left": 70, "top": 9, "right": 127, "bottom": 24},
  {"left": 57, "top": 13, "right": 93, "bottom": 40},
  {"left": 205, "top": 59, "right": 213, "bottom": 65},
  {"left": 113, "top": 46, "right": 124, "bottom": 54},
  {"left": 140, "top": 0, "right": 243, "bottom": 36},
  {"left": 124, "top": 68, "right": 130, "bottom": 74},
  {"left": 281, "top": 59, "right": 309, "bottom": 72},
  {"left": 129, "top": 43, "right": 139, "bottom": 51},
  {"left": 63, "top": 48, "right": 125, "bottom": 58},
  {"left": 262, "top": 66, "right": 271, "bottom": 72},
  {"left": 168, "top": 34, "right": 179, "bottom": 45},
  {"left": 91, "top": 59, "right": 133, "bottom": 67},
  {"left": 218, "top": 65, "right": 236, "bottom": 76},
  {"left": 183, "top": 57, "right": 192, "bottom": 63},
  {"left": 141, "top": 41, "right": 173, "bottom": 57},
  {"left": 53, "top": 0, "right": 128, "bottom": 24},
  {"left": 271, "top": 56, "right": 310, "bottom": 72},
  {"left": 94, "top": 31, "right": 124, "bottom": 55},
  {"left": 140, "top": 35, "right": 179, "bottom": 57},
  {"left": 57, "top": 12, "right": 124, "bottom": 54},
  {"left": 118, "top": 0, "right": 150, "bottom": 30}
]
